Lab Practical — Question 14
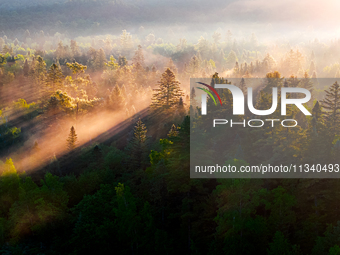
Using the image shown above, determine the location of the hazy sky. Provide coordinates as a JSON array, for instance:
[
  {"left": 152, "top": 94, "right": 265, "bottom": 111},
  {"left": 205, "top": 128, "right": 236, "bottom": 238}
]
[
  {"left": 137, "top": 0, "right": 340, "bottom": 41},
  {"left": 143, "top": 0, "right": 339, "bottom": 27},
  {"left": 2, "top": 0, "right": 340, "bottom": 41}
]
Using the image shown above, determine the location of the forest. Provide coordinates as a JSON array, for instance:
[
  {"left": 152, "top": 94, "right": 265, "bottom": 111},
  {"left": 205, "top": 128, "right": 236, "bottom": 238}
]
[{"left": 1, "top": 0, "right": 340, "bottom": 254}]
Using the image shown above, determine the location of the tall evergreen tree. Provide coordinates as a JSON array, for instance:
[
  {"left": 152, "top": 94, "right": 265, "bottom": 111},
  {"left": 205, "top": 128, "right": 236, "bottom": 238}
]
[
  {"left": 118, "top": 55, "right": 128, "bottom": 67},
  {"left": 151, "top": 68, "right": 184, "bottom": 110},
  {"left": 226, "top": 50, "right": 237, "bottom": 69},
  {"left": 67, "top": 126, "right": 78, "bottom": 150},
  {"left": 168, "top": 124, "right": 178, "bottom": 137},
  {"left": 106, "top": 55, "right": 119, "bottom": 70},
  {"left": 70, "top": 40, "right": 81, "bottom": 58},
  {"left": 66, "top": 62, "right": 87, "bottom": 77},
  {"left": 132, "top": 45, "right": 145, "bottom": 67},
  {"left": 321, "top": 81, "right": 340, "bottom": 136},
  {"left": 109, "top": 84, "right": 125, "bottom": 110},
  {"left": 127, "top": 118, "right": 147, "bottom": 169},
  {"left": 167, "top": 58, "right": 177, "bottom": 74},
  {"left": 47, "top": 63, "right": 64, "bottom": 93},
  {"left": 239, "top": 77, "right": 246, "bottom": 93},
  {"left": 94, "top": 48, "right": 106, "bottom": 71}
]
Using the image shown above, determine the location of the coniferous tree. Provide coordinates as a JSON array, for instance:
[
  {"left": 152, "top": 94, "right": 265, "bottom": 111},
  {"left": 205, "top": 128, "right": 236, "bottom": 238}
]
[
  {"left": 187, "top": 55, "right": 201, "bottom": 77},
  {"left": 300, "top": 72, "right": 313, "bottom": 91},
  {"left": 70, "top": 40, "right": 81, "bottom": 58},
  {"left": 151, "top": 68, "right": 184, "bottom": 110},
  {"left": 321, "top": 81, "right": 340, "bottom": 136},
  {"left": 132, "top": 45, "right": 145, "bottom": 67},
  {"left": 190, "top": 87, "right": 196, "bottom": 100},
  {"left": 29, "top": 56, "right": 46, "bottom": 95},
  {"left": 168, "top": 124, "right": 178, "bottom": 137},
  {"left": 94, "top": 48, "right": 106, "bottom": 71},
  {"left": 106, "top": 55, "right": 119, "bottom": 70},
  {"left": 67, "top": 126, "right": 78, "bottom": 150},
  {"left": 239, "top": 77, "right": 246, "bottom": 93},
  {"left": 66, "top": 62, "right": 87, "bottom": 77},
  {"left": 127, "top": 118, "right": 147, "bottom": 169},
  {"left": 226, "top": 50, "right": 237, "bottom": 69},
  {"left": 109, "top": 84, "right": 125, "bottom": 110},
  {"left": 167, "top": 58, "right": 177, "bottom": 74},
  {"left": 118, "top": 55, "right": 128, "bottom": 67},
  {"left": 47, "top": 63, "right": 64, "bottom": 93},
  {"left": 151, "top": 64, "right": 157, "bottom": 73},
  {"left": 178, "top": 97, "right": 184, "bottom": 108}
]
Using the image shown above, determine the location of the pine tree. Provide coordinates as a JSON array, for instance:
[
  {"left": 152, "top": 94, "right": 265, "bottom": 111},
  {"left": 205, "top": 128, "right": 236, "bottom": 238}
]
[
  {"left": 151, "top": 68, "right": 184, "bottom": 110},
  {"left": 167, "top": 58, "right": 177, "bottom": 74},
  {"left": 106, "top": 55, "right": 119, "bottom": 70},
  {"left": 56, "top": 41, "right": 65, "bottom": 59},
  {"left": 94, "top": 48, "right": 106, "bottom": 71},
  {"left": 70, "top": 40, "right": 81, "bottom": 58},
  {"left": 151, "top": 64, "right": 157, "bottom": 72},
  {"left": 168, "top": 124, "right": 178, "bottom": 137},
  {"left": 312, "top": 101, "right": 322, "bottom": 122},
  {"left": 239, "top": 77, "right": 246, "bottom": 93},
  {"left": 300, "top": 72, "right": 313, "bottom": 90},
  {"left": 178, "top": 97, "right": 184, "bottom": 108},
  {"left": 66, "top": 62, "right": 87, "bottom": 77},
  {"left": 187, "top": 55, "right": 201, "bottom": 77},
  {"left": 226, "top": 50, "right": 237, "bottom": 69},
  {"left": 109, "top": 84, "right": 125, "bottom": 110},
  {"left": 67, "top": 126, "right": 78, "bottom": 150},
  {"left": 321, "top": 81, "right": 340, "bottom": 136},
  {"left": 190, "top": 87, "right": 196, "bottom": 100},
  {"left": 29, "top": 56, "right": 46, "bottom": 94},
  {"left": 127, "top": 118, "right": 147, "bottom": 169},
  {"left": 120, "top": 30, "right": 133, "bottom": 55},
  {"left": 118, "top": 55, "right": 128, "bottom": 67},
  {"left": 47, "top": 63, "right": 64, "bottom": 93},
  {"left": 134, "top": 118, "right": 147, "bottom": 143},
  {"left": 132, "top": 45, "right": 145, "bottom": 67}
]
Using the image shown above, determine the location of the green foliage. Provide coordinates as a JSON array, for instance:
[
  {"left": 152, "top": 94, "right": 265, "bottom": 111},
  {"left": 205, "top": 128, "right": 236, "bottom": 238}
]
[
  {"left": 118, "top": 55, "right": 128, "bottom": 67},
  {"left": 105, "top": 55, "right": 118, "bottom": 70},
  {"left": 126, "top": 118, "right": 148, "bottom": 170},
  {"left": 1, "top": 13, "right": 340, "bottom": 255},
  {"left": 0, "top": 159, "right": 20, "bottom": 216},
  {"left": 321, "top": 81, "right": 340, "bottom": 137},
  {"left": 267, "top": 231, "right": 300, "bottom": 255},
  {"left": 151, "top": 68, "right": 184, "bottom": 110},
  {"left": 108, "top": 84, "right": 125, "bottom": 110},
  {"left": 47, "top": 63, "right": 64, "bottom": 92},
  {"left": 8, "top": 173, "right": 68, "bottom": 243},
  {"left": 329, "top": 245, "right": 340, "bottom": 255},
  {"left": 0, "top": 111, "right": 21, "bottom": 150},
  {"left": 70, "top": 182, "right": 160, "bottom": 254},
  {"left": 66, "top": 62, "right": 87, "bottom": 76}
]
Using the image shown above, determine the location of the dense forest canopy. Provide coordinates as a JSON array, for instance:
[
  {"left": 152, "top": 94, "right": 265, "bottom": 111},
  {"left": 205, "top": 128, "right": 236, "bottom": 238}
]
[{"left": 1, "top": 0, "right": 340, "bottom": 254}]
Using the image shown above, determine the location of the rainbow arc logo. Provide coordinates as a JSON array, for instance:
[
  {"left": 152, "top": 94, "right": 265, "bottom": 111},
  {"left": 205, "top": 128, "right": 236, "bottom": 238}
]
[{"left": 196, "top": 82, "right": 222, "bottom": 106}]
